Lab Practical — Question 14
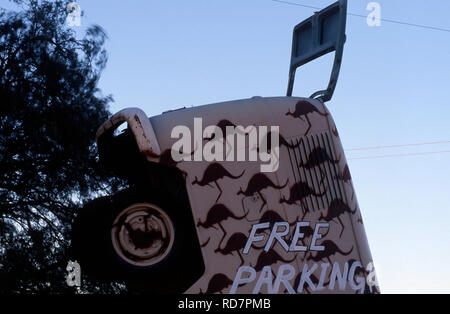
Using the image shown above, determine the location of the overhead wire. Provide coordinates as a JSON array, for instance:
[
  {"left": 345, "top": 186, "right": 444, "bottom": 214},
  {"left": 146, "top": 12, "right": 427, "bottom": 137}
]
[{"left": 270, "top": 0, "right": 450, "bottom": 33}]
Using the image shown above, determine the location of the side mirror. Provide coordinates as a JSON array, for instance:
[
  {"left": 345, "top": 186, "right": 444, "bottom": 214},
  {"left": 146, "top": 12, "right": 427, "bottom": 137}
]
[{"left": 286, "top": 0, "right": 347, "bottom": 102}]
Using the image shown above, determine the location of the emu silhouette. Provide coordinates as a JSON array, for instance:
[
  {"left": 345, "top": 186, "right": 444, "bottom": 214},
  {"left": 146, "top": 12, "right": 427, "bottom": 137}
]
[
  {"left": 307, "top": 240, "right": 353, "bottom": 264},
  {"left": 252, "top": 248, "right": 296, "bottom": 272},
  {"left": 285, "top": 100, "right": 329, "bottom": 135},
  {"left": 215, "top": 232, "right": 252, "bottom": 266},
  {"left": 197, "top": 204, "right": 248, "bottom": 246},
  {"left": 238, "top": 173, "right": 288, "bottom": 212},
  {"left": 319, "top": 198, "right": 356, "bottom": 237},
  {"left": 192, "top": 163, "right": 245, "bottom": 202},
  {"left": 199, "top": 273, "right": 233, "bottom": 294},
  {"left": 280, "top": 181, "right": 325, "bottom": 218}
]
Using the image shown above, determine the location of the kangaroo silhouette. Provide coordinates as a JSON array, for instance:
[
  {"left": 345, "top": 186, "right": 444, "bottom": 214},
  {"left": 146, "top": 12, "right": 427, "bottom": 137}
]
[
  {"left": 347, "top": 259, "right": 377, "bottom": 295},
  {"left": 256, "top": 131, "right": 302, "bottom": 153},
  {"left": 292, "top": 271, "right": 330, "bottom": 294},
  {"left": 200, "top": 237, "right": 211, "bottom": 248},
  {"left": 307, "top": 240, "right": 353, "bottom": 264},
  {"left": 299, "top": 147, "right": 340, "bottom": 182},
  {"left": 252, "top": 248, "right": 296, "bottom": 272},
  {"left": 204, "top": 119, "right": 251, "bottom": 159},
  {"left": 300, "top": 224, "right": 329, "bottom": 247},
  {"left": 158, "top": 149, "right": 178, "bottom": 167},
  {"left": 285, "top": 100, "right": 329, "bottom": 135},
  {"left": 299, "top": 147, "right": 340, "bottom": 168},
  {"left": 319, "top": 198, "right": 356, "bottom": 237},
  {"left": 158, "top": 145, "right": 196, "bottom": 167},
  {"left": 348, "top": 259, "right": 366, "bottom": 277},
  {"left": 280, "top": 181, "right": 326, "bottom": 218},
  {"left": 123, "top": 220, "right": 164, "bottom": 250},
  {"left": 215, "top": 232, "right": 252, "bottom": 266},
  {"left": 238, "top": 173, "right": 288, "bottom": 212},
  {"left": 336, "top": 164, "right": 354, "bottom": 200},
  {"left": 332, "top": 127, "right": 339, "bottom": 138},
  {"left": 203, "top": 119, "right": 248, "bottom": 141},
  {"left": 197, "top": 204, "right": 248, "bottom": 246},
  {"left": 356, "top": 213, "right": 364, "bottom": 225},
  {"left": 199, "top": 273, "right": 233, "bottom": 294},
  {"left": 249, "top": 210, "right": 298, "bottom": 226},
  {"left": 192, "top": 163, "right": 245, "bottom": 202}
]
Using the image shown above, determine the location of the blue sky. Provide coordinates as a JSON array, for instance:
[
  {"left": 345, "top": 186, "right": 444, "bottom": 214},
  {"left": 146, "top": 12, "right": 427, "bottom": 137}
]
[{"left": 5, "top": 0, "right": 450, "bottom": 293}]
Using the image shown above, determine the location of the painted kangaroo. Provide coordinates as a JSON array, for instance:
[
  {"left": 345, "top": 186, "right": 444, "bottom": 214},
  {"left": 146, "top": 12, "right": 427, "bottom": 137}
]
[
  {"left": 307, "top": 240, "right": 353, "bottom": 264},
  {"left": 256, "top": 131, "right": 302, "bottom": 152},
  {"left": 157, "top": 148, "right": 194, "bottom": 178},
  {"left": 253, "top": 248, "right": 296, "bottom": 273},
  {"left": 299, "top": 147, "right": 340, "bottom": 182},
  {"left": 347, "top": 259, "right": 377, "bottom": 294},
  {"left": 237, "top": 173, "right": 288, "bottom": 212},
  {"left": 357, "top": 214, "right": 364, "bottom": 225},
  {"left": 319, "top": 198, "right": 356, "bottom": 237},
  {"left": 292, "top": 271, "right": 331, "bottom": 294},
  {"left": 280, "top": 181, "right": 326, "bottom": 218},
  {"left": 204, "top": 119, "right": 251, "bottom": 159},
  {"left": 200, "top": 237, "right": 211, "bottom": 248},
  {"left": 203, "top": 119, "right": 248, "bottom": 141},
  {"left": 348, "top": 259, "right": 367, "bottom": 278},
  {"left": 336, "top": 164, "right": 354, "bottom": 200},
  {"left": 299, "top": 224, "right": 329, "bottom": 252},
  {"left": 192, "top": 163, "right": 245, "bottom": 202},
  {"left": 248, "top": 210, "right": 298, "bottom": 228},
  {"left": 215, "top": 232, "right": 257, "bottom": 266},
  {"left": 285, "top": 100, "right": 329, "bottom": 135},
  {"left": 197, "top": 204, "right": 248, "bottom": 246},
  {"left": 199, "top": 273, "right": 233, "bottom": 294}
]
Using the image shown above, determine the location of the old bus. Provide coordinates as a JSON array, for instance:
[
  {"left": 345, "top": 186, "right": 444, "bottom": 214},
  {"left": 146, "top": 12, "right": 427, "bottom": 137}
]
[{"left": 71, "top": 0, "right": 379, "bottom": 294}]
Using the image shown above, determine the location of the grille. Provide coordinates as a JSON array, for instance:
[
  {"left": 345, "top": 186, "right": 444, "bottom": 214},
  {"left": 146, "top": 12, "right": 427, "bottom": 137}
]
[{"left": 286, "top": 131, "right": 345, "bottom": 212}]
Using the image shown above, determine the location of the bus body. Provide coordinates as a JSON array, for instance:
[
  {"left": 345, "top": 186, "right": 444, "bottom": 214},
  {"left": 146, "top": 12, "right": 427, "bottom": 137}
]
[{"left": 71, "top": 0, "right": 379, "bottom": 294}]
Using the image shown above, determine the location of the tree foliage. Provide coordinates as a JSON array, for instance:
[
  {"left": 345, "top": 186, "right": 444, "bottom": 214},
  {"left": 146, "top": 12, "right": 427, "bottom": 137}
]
[{"left": 0, "top": 0, "right": 125, "bottom": 293}]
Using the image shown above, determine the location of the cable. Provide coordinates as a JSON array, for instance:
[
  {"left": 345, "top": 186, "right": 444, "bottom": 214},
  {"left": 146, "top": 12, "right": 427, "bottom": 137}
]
[
  {"left": 270, "top": 0, "right": 450, "bottom": 33},
  {"left": 345, "top": 140, "right": 450, "bottom": 151},
  {"left": 347, "top": 150, "right": 450, "bottom": 160}
]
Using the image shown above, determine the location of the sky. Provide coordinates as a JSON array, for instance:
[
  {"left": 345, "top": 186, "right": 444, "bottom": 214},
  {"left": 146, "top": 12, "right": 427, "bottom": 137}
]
[{"left": 4, "top": 0, "right": 450, "bottom": 293}]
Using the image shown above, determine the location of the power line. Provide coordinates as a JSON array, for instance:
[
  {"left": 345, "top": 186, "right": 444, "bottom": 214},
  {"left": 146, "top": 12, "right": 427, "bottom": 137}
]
[
  {"left": 270, "top": 0, "right": 450, "bottom": 33},
  {"left": 345, "top": 140, "right": 450, "bottom": 151},
  {"left": 348, "top": 150, "right": 450, "bottom": 160}
]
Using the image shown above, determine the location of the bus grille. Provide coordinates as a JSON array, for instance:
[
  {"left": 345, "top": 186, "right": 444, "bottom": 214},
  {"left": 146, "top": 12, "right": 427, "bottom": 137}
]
[{"left": 286, "top": 131, "right": 345, "bottom": 211}]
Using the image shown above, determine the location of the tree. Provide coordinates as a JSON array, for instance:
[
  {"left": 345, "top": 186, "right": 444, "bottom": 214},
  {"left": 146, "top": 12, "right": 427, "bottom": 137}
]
[{"left": 0, "top": 0, "right": 125, "bottom": 293}]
